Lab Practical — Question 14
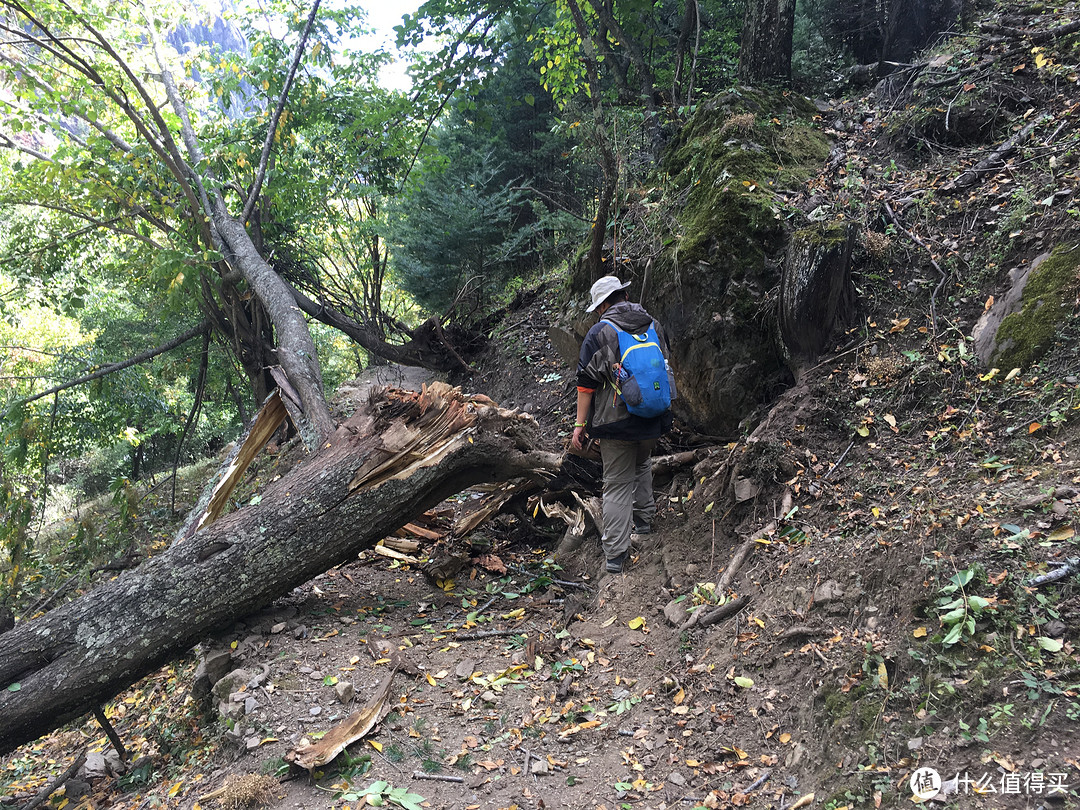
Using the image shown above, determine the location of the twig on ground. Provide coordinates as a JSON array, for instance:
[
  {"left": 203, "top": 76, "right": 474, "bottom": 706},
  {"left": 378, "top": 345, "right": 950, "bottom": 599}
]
[
  {"left": 884, "top": 201, "right": 949, "bottom": 335},
  {"left": 452, "top": 629, "right": 521, "bottom": 641},
  {"left": 744, "top": 768, "right": 773, "bottom": 793},
  {"left": 18, "top": 751, "right": 86, "bottom": 810},
  {"left": 1026, "top": 557, "right": 1080, "bottom": 587},
  {"left": 823, "top": 440, "right": 856, "bottom": 481},
  {"left": 93, "top": 705, "right": 128, "bottom": 763},
  {"left": 412, "top": 772, "right": 464, "bottom": 783}
]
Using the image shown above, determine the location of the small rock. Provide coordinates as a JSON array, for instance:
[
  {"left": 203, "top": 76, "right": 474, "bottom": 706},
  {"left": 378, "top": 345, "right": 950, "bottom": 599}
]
[
  {"left": 192, "top": 648, "right": 234, "bottom": 701},
  {"left": 480, "top": 690, "right": 497, "bottom": 704},
  {"left": 456, "top": 658, "right": 479, "bottom": 680},
  {"left": 335, "top": 681, "right": 355, "bottom": 704},
  {"left": 218, "top": 700, "right": 245, "bottom": 721},
  {"left": 294, "top": 625, "right": 309, "bottom": 639},
  {"left": 1044, "top": 619, "right": 1067, "bottom": 637},
  {"left": 270, "top": 622, "right": 287, "bottom": 634},
  {"left": 64, "top": 779, "right": 91, "bottom": 799},
  {"left": 907, "top": 737, "right": 924, "bottom": 751},
  {"left": 310, "top": 670, "right": 325, "bottom": 681},
  {"left": 813, "top": 580, "right": 844, "bottom": 606},
  {"left": 212, "top": 669, "right": 254, "bottom": 702},
  {"left": 1051, "top": 500, "right": 1069, "bottom": 516},
  {"left": 298, "top": 666, "right": 313, "bottom": 674},
  {"left": 79, "top": 752, "right": 110, "bottom": 781},
  {"left": 832, "top": 118, "right": 847, "bottom": 131},
  {"left": 663, "top": 599, "right": 690, "bottom": 627},
  {"left": 733, "top": 476, "right": 762, "bottom": 503},
  {"left": 528, "top": 756, "right": 550, "bottom": 775},
  {"left": 668, "top": 771, "right": 687, "bottom": 787},
  {"left": 309, "top": 706, "right": 322, "bottom": 717},
  {"left": 244, "top": 697, "right": 259, "bottom": 715},
  {"left": 245, "top": 736, "right": 261, "bottom": 750},
  {"left": 339, "top": 616, "right": 356, "bottom": 625}
]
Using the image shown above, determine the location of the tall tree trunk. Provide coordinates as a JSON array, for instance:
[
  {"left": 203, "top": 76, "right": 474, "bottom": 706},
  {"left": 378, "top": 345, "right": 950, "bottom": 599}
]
[
  {"left": 0, "top": 385, "right": 559, "bottom": 755},
  {"left": 738, "top": 0, "right": 796, "bottom": 86},
  {"left": 565, "top": 0, "right": 618, "bottom": 281}
]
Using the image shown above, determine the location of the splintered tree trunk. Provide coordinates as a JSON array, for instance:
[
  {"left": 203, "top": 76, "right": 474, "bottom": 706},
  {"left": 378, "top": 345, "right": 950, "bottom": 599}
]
[
  {"left": 779, "top": 224, "right": 857, "bottom": 373},
  {"left": 738, "top": 0, "right": 796, "bottom": 86},
  {"left": 0, "top": 385, "right": 559, "bottom": 755}
]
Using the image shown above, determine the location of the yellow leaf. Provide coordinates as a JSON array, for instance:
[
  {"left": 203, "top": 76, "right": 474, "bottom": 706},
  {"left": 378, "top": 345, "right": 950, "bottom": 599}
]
[
  {"left": 628, "top": 617, "right": 646, "bottom": 630},
  {"left": 230, "top": 641, "right": 238, "bottom": 650},
  {"left": 368, "top": 740, "right": 383, "bottom": 752},
  {"left": 601, "top": 615, "right": 616, "bottom": 627},
  {"left": 1005, "top": 367, "right": 1021, "bottom": 381},
  {"left": 1049, "top": 526, "right": 1075, "bottom": 542},
  {"left": 426, "top": 673, "right": 437, "bottom": 686},
  {"left": 1029, "top": 422, "right": 1042, "bottom": 434},
  {"left": 877, "top": 661, "right": 889, "bottom": 690},
  {"left": 259, "top": 737, "right": 278, "bottom": 745},
  {"left": 673, "top": 688, "right": 685, "bottom": 705},
  {"left": 780, "top": 732, "right": 792, "bottom": 744},
  {"left": 168, "top": 781, "right": 183, "bottom": 797},
  {"left": 913, "top": 626, "right": 928, "bottom": 638},
  {"left": 734, "top": 747, "right": 748, "bottom": 759},
  {"left": 871, "top": 506, "right": 880, "bottom": 518},
  {"left": 686, "top": 759, "right": 702, "bottom": 767},
  {"left": 883, "top": 414, "right": 897, "bottom": 430}
]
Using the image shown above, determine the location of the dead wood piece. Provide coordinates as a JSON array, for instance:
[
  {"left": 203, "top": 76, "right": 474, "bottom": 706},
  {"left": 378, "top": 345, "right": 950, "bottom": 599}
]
[
  {"left": 372, "top": 543, "right": 422, "bottom": 564},
  {"left": 941, "top": 114, "right": 1050, "bottom": 193},
  {"left": 455, "top": 479, "right": 537, "bottom": 537},
  {"left": 651, "top": 450, "right": 700, "bottom": 476},
  {"left": 18, "top": 751, "right": 86, "bottom": 810},
  {"left": 178, "top": 389, "right": 288, "bottom": 542},
  {"left": 778, "top": 624, "right": 829, "bottom": 640},
  {"left": 395, "top": 522, "right": 443, "bottom": 541},
  {"left": 1026, "top": 557, "right": 1080, "bottom": 587},
  {"left": 93, "top": 705, "right": 128, "bottom": 763},
  {"left": 682, "top": 596, "right": 751, "bottom": 631},
  {"left": 412, "top": 772, "right": 464, "bottom": 783},
  {"left": 452, "top": 629, "right": 520, "bottom": 641},
  {"left": 715, "top": 490, "right": 792, "bottom": 597},
  {"left": 379, "top": 537, "right": 421, "bottom": 554},
  {"left": 285, "top": 670, "right": 396, "bottom": 770},
  {"left": 0, "top": 384, "right": 560, "bottom": 755}
]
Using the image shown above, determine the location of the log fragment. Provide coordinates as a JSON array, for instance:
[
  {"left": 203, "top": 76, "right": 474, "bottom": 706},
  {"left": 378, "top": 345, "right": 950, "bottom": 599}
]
[{"left": 0, "top": 383, "right": 559, "bottom": 755}]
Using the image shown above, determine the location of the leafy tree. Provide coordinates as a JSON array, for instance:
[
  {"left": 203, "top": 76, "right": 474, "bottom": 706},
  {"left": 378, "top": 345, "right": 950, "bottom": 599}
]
[{"left": 391, "top": 143, "right": 534, "bottom": 314}]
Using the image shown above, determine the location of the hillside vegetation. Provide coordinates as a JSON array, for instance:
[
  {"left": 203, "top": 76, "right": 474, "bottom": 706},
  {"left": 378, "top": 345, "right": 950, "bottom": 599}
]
[{"left": 2, "top": 0, "right": 1080, "bottom": 809}]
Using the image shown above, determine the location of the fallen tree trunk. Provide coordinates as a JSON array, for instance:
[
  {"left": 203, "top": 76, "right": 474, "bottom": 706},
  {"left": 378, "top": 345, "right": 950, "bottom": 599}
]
[{"left": 0, "top": 384, "right": 559, "bottom": 755}]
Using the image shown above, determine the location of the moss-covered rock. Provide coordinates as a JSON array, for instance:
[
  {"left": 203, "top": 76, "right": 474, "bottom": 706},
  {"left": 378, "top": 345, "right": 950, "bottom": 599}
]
[
  {"left": 643, "top": 89, "right": 830, "bottom": 433},
  {"left": 992, "top": 244, "right": 1080, "bottom": 369}
]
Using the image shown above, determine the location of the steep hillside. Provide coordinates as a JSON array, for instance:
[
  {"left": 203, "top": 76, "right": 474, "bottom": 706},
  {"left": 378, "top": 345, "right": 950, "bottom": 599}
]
[{"left": 2, "top": 2, "right": 1079, "bottom": 810}]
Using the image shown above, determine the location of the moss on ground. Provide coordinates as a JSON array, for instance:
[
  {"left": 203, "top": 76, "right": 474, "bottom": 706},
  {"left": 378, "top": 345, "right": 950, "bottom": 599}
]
[{"left": 993, "top": 244, "right": 1080, "bottom": 369}]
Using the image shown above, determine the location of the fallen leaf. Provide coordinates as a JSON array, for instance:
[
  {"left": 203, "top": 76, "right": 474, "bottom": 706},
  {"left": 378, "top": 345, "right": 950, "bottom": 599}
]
[
  {"left": 733, "top": 676, "right": 754, "bottom": 689},
  {"left": 368, "top": 740, "right": 383, "bottom": 752},
  {"left": 913, "top": 627, "right": 928, "bottom": 638},
  {"left": 628, "top": 617, "right": 646, "bottom": 630},
  {"left": 779, "top": 733, "right": 791, "bottom": 744},
  {"left": 790, "top": 793, "right": 815, "bottom": 809},
  {"left": 1029, "top": 422, "right": 1042, "bottom": 434}
]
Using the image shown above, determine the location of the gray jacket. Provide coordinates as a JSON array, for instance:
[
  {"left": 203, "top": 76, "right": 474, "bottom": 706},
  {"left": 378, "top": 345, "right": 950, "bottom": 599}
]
[{"left": 576, "top": 301, "right": 675, "bottom": 440}]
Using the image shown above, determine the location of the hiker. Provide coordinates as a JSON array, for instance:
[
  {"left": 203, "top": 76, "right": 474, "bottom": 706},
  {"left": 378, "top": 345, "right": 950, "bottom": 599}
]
[{"left": 571, "top": 275, "right": 675, "bottom": 573}]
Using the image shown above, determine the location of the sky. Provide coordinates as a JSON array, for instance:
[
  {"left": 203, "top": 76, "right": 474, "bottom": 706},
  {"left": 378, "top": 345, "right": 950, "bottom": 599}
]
[{"left": 356, "top": 0, "right": 425, "bottom": 91}]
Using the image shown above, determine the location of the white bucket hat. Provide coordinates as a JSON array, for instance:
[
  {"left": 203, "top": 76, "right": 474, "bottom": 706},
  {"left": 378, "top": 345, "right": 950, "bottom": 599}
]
[{"left": 585, "top": 275, "right": 631, "bottom": 312}]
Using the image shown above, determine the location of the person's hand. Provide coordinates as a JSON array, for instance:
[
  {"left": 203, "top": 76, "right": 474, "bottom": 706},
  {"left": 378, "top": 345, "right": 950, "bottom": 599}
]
[{"left": 571, "top": 425, "right": 586, "bottom": 450}]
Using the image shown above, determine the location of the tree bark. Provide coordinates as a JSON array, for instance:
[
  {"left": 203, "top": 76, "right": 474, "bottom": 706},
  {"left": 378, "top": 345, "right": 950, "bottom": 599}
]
[
  {"left": 737, "top": 0, "right": 796, "bottom": 86},
  {"left": 0, "top": 384, "right": 560, "bottom": 755}
]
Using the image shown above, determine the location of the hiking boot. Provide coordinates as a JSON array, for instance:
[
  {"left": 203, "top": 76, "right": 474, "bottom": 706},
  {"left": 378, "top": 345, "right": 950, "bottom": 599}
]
[
  {"left": 632, "top": 520, "right": 652, "bottom": 535},
  {"left": 605, "top": 552, "right": 628, "bottom": 573}
]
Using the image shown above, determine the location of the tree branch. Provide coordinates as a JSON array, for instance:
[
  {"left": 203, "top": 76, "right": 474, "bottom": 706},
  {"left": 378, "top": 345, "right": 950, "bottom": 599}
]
[
  {"left": 2, "top": 321, "right": 211, "bottom": 417},
  {"left": 242, "top": 0, "right": 322, "bottom": 223}
]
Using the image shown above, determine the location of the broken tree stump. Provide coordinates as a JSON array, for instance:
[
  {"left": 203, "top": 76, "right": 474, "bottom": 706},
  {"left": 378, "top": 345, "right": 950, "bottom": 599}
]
[{"left": 0, "top": 383, "right": 559, "bottom": 755}]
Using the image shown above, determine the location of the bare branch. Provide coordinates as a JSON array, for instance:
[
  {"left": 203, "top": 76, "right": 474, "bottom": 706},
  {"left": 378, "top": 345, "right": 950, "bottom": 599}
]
[
  {"left": 242, "top": 0, "right": 322, "bottom": 223},
  {"left": 2, "top": 321, "right": 212, "bottom": 416}
]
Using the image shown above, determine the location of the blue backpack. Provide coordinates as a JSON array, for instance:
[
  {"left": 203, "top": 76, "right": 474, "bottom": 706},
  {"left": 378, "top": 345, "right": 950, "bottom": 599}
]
[{"left": 605, "top": 321, "right": 672, "bottom": 418}]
